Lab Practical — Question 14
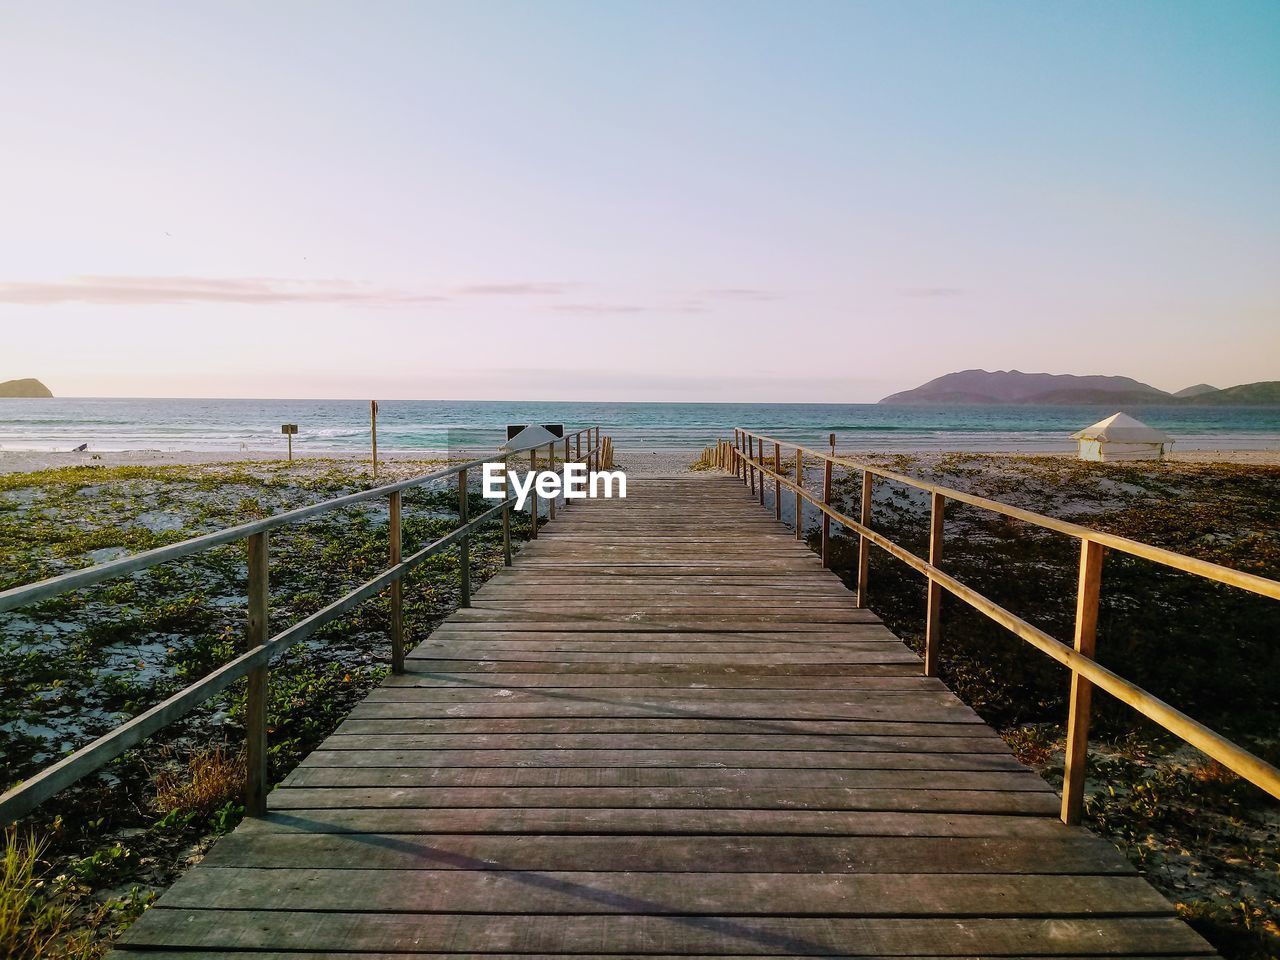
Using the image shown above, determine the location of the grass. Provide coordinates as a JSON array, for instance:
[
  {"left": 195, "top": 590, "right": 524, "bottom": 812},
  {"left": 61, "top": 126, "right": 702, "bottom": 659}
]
[
  {"left": 151, "top": 745, "right": 245, "bottom": 821},
  {"left": 0, "top": 456, "right": 529, "bottom": 956}
]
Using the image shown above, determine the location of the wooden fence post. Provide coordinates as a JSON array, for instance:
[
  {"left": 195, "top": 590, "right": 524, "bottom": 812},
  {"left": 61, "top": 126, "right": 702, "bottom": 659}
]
[
  {"left": 748, "top": 436, "right": 756, "bottom": 497},
  {"left": 757, "top": 438, "right": 765, "bottom": 506},
  {"left": 794, "top": 450, "right": 803, "bottom": 539},
  {"left": 821, "top": 457, "right": 833, "bottom": 567},
  {"left": 389, "top": 490, "right": 404, "bottom": 674},
  {"left": 576, "top": 431, "right": 582, "bottom": 462},
  {"left": 501, "top": 455, "right": 513, "bottom": 566},
  {"left": 547, "top": 443, "right": 556, "bottom": 520},
  {"left": 529, "top": 448, "right": 538, "bottom": 539},
  {"left": 925, "top": 492, "right": 944, "bottom": 677},
  {"left": 370, "top": 400, "right": 379, "bottom": 480},
  {"left": 563, "top": 438, "right": 571, "bottom": 508},
  {"left": 244, "top": 531, "right": 269, "bottom": 817},
  {"left": 856, "top": 471, "right": 873, "bottom": 607},
  {"left": 774, "top": 442, "right": 782, "bottom": 520},
  {"left": 458, "top": 467, "right": 471, "bottom": 606},
  {"left": 1062, "top": 538, "right": 1105, "bottom": 825}
]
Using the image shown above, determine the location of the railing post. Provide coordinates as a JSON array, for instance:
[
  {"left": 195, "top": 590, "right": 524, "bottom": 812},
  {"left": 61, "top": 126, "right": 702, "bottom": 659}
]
[
  {"left": 748, "top": 436, "right": 756, "bottom": 497},
  {"left": 501, "top": 455, "right": 513, "bottom": 566},
  {"left": 563, "top": 437, "right": 571, "bottom": 507},
  {"left": 1062, "top": 538, "right": 1105, "bottom": 825},
  {"left": 794, "top": 449, "right": 803, "bottom": 539},
  {"left": 734, "top": 430, "right": 742, "bottom": 481},
  {"left": 856, "top": 470, "right": 873, "bottom": 606},
  {"left": 244, "top": 531, "right": 269, "bottom": 818},
  {"left": 821, "top": 456, "right": 832, "bottom": 567},
  {"left": 529, "top": 447, "right": 538, "bottom": 539},
  {"left": 389, "top": 490, "right": 404, "bottom": 674},
  {"left": 757, "top": 438, "right": 765, "bottom": 506},
  {"left": 774, "top": 442, "right": 782, "bottom": 520},
  {"left": 924, "top": 492, "right": 944, "bottom": 677},
  {"left": 547, "top": 443, "right": 556, "bottom": 520},
  {"left": 457, "top": 467, "right": 471, "bottom": 606},
  {"left": 576, "top": 431, "right": 582, "bottom": 462}
]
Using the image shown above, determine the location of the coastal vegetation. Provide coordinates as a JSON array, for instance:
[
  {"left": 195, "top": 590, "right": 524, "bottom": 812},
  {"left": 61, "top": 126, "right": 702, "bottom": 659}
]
[
  {"left": 804, "top": 453, "right": 1278, "bottom": 958},
  {"left": 0, "top": 458, "right": 530, "bottom": 958}
]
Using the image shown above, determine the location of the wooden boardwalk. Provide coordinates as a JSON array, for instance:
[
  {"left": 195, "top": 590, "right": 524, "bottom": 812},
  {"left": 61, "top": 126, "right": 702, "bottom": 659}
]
[{"left": 115, "top": 475, "right": 1215, "bottom": 958}]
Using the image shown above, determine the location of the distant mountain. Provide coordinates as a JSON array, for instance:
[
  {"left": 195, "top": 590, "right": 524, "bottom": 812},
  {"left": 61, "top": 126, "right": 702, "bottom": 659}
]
[
  {"left": 0, "top": 378, "right": 53, "bottom": 398},
  {"left": 879, "top": 369, "right": 1171, "bottom": 405},
  {"left": 1172, "top": 383, "right": 1219, "bottom": 399},
  {"left": 1184, "top": 381, "right": 1280, "bottom": 405}
]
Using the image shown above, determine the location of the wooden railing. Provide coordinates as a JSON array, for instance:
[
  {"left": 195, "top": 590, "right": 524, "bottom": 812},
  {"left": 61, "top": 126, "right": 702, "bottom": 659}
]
[
  {"left": 715, "top": 429, "right": 1280, "bottom": 824},
  {"left": 0, "top": 427, "right": 608, "bottom": 823}
]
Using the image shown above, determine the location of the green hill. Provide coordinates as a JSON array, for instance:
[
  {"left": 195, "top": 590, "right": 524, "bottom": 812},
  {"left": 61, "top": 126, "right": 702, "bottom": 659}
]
[
  {"left": 0, "top": 378, "right": 53, "bottom": 398},
  {"left": 1187, "top": 381, "right": 1280, "bottom": 405}
]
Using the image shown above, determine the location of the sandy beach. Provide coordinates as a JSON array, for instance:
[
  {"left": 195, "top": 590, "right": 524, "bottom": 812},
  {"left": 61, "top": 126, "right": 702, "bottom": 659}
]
[{"left": 3, "top": 444, "right": 1278, "bottom": 477}]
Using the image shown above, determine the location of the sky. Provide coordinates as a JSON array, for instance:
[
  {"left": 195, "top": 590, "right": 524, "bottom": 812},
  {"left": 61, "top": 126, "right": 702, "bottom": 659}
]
[{"left": 1, "top": 0, "right": 1277, "bottom": 402}]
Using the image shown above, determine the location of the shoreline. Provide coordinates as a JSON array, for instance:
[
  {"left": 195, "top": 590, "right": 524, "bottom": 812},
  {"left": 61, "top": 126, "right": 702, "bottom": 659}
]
[{"left": 3, "top": 445, "right": 1279, "bottom": 476}]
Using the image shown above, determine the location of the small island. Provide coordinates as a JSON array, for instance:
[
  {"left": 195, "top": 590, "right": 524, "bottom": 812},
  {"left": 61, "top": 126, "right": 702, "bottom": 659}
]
[{"left": 0, "top": 378, "right": 53, "bottom": 398}]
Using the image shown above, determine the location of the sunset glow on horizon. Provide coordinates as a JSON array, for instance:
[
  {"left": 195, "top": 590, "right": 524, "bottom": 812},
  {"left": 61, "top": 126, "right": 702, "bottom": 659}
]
[{"left": 2, "top": 1, "right": 1277, "bottom": 401}]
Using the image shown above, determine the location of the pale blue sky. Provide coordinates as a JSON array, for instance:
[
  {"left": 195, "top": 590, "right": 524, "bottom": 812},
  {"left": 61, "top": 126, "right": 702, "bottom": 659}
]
[{"left": 1, "top": 0, "right": 1277, "bottom": 400}]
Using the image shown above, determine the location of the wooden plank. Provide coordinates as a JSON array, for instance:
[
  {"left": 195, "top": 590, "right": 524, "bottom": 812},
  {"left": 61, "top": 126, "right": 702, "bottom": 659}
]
[
  {"left": 121, "top": 911, "right": 1213, "bottom": 955},
  {"left": 297, "top": 749, "right": 1028, "bottom": 771},
  {"left": 281, "top": 767, "right": 1049, "bottom": 792},
  {"left": 159, "top": 868, "right": 1171, "bottom": 916},
  {"left": 199, "top": 832, "right": 1129, "bottom": 874}
]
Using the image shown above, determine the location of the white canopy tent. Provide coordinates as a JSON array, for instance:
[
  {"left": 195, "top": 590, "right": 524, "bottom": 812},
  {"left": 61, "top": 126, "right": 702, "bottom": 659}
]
[{"left": 1072, "top": 412, "right": 1172, "bottom": 462}]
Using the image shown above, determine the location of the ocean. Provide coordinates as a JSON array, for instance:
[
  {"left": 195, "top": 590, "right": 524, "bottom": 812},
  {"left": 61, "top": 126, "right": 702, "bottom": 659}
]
[{"left": 1, "top": 398, "right": 1278, "bottom": 454}]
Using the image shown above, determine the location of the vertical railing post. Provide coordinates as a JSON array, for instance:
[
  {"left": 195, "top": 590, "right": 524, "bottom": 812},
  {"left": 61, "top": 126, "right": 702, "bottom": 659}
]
[
  {"left": 735, "top": 430, "right": 743, "bottom": 481},
  {"left": 457, "top": 467, "right": 471, "bottom": 606},
  {"left": 924, "top": 492, "right": 944, "bottom": 677},
  {"left": 1062, "top": 538, "right": 1105, "bottom": 825},
  {"left": 748, "top": 436, "right": 756, "bottom": 497},
  {"left": 576, "top": 431, "right": 582, "bottom": 462},
  {"left": 547, "top": 442, "right": 556, "bottom": 520},
  {"left": 820, "top": 456, "right": 832, "bottom": 567},
  {"left": 773, "top": 442, "right": 781, "bottom": 520},
  {"left": 501, "top": 455, "right": 513, "bottom": 566},
  {"left": 794, "top": 449, "right": 803, "bottom": 539},
  {"left": 563, "top": 437, "right": 571, "bottom": 508},
  {"left": 244, "top": 531, "right": 269, "bottom": 818},
  {"left": 757, "top": 438, "right": 765, "bottom": 506},
  {"left": 856, "top": 471, "right": 873, "bottom": 606},
  {"left": 389, "top": 490, "right": 404, "bottom": 674},
  {"left": 529, "top": 447, "right": 538, "bottom": 539}
]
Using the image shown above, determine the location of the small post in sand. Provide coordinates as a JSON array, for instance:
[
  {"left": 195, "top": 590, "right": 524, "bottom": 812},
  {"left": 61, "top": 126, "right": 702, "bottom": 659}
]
[
  {"left": 370, "top": 400, "right": 379, "bottom": 479},
  {"left": 281, "top": 423, "right": 297, "bottom": 463}
]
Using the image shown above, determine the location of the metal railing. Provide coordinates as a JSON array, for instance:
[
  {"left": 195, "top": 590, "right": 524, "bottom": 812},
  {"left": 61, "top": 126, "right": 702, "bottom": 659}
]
[
  {"left": 716, "top": 429, "right": 1280, "bottom": 824},
  {"left": 0, "top": 427, "right": 608, "bottom": 823}
]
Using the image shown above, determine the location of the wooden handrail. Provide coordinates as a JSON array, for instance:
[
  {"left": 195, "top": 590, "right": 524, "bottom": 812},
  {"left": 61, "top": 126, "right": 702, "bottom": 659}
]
[
  {"left": 0, "top": 428, "right": 608, "bottom": 824},
  {"left": 725, "top": 428, "right": 1280, "bottom": 821},
  {"left": 739, "top": 430, "right": 1280, "bottom": 600}
]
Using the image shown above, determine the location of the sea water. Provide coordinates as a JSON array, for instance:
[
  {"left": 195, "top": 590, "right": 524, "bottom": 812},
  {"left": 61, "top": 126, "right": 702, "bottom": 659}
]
[{"left": 1, "top": 397, "right": 1278, "bottom": 453}]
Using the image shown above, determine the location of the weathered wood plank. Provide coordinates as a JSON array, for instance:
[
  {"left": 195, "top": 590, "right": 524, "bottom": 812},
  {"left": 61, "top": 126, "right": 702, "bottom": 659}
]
[{"left": 121, "top": 911, "right": 1213, "bottom": 955}]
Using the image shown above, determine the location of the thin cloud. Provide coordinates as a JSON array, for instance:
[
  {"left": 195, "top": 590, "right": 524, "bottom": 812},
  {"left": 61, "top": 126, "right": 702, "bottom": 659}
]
[
  {"left": 900, "top": 286, "right": 965, "bottom": 298},
  {"left": 452, "top": 282, "right": 575, "bottom": 296},
  {"left": 699, "top": 287, "right": 784, "bottom": 301},
  {"left": 0, "top": 276, "right": 449, "bottom": 306},
  {"left": 553, "top": 302, "right": 708, "bottom": 315}
]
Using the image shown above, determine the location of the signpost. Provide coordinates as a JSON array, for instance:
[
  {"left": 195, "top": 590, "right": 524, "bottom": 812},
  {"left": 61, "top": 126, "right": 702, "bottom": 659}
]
[{"left": 281, "top": 423, "right": 298, "bottom": 462}]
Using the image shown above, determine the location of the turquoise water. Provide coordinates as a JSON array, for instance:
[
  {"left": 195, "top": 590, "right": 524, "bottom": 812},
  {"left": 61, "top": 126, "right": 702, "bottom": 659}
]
[{"left": 1, "top": 398, "right": 1278, "bottom": 452}]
